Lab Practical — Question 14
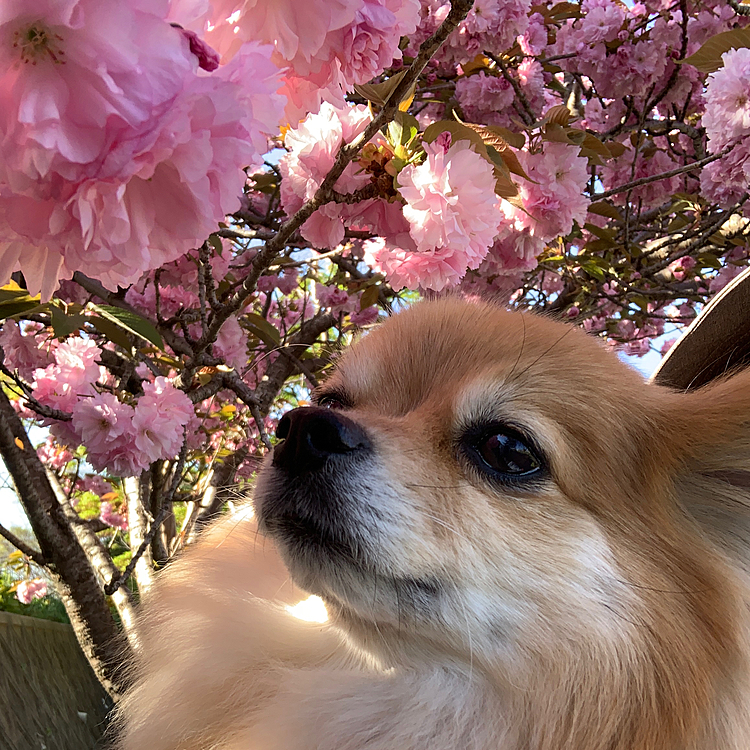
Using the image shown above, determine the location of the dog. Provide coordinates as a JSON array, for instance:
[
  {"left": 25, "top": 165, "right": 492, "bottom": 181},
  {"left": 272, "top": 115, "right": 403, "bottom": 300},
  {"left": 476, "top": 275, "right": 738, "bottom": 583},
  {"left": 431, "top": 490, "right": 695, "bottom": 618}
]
[{"left": 118, "top": 298, "right": 750, "bottom": 750}]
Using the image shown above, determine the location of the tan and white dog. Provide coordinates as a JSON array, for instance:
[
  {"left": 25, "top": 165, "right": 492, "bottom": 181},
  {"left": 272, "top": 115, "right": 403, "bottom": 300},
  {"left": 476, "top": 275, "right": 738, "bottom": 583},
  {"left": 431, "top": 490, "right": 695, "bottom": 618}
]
[{"left": 118, "top": 298, "right": 750, "bottom": 750}]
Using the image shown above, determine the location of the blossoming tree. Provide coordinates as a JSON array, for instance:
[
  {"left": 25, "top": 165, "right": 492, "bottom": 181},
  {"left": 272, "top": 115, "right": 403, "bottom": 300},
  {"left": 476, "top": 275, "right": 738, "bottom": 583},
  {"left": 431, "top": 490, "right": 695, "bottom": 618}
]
[{"left": 1, "top": 0, "right": 750, "bottom": 696}]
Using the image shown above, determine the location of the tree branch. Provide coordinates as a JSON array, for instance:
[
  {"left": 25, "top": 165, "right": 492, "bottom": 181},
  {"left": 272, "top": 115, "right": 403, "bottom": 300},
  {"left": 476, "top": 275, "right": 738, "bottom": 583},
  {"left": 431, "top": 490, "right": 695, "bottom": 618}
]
[
  {"left": 256, "top": 312, "right": 337, "bottom": 415},
  {"left": 72, "top": 272, "right": 193, "bottom": 358},
  {"left": 0, "top": 387, "right": 128, "bottom": 697},
  {"left": 105, "top": 437, "right": 188, "bottom": 596},
  {"left": 0, "top": 522, "right": 46, "bottom": 567},
  {"left": 196, "top": 0, "right": 476, "bottom": 350},
  {"left": 593, "top": 149, "right": 727, "bottom": 200},
  {"left": 486, "top": 52, "right": 536, "bottom": 125}
]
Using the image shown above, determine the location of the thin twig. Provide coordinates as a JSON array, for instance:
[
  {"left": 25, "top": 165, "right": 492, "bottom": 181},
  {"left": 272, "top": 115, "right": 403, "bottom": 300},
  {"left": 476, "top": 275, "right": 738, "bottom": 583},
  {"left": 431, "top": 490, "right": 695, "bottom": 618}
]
[
  {"left": 486, "top": 52, "right": 536, "bottom": 124},
  {"left": 72, "top": 272, "right": 193, "bottom": 358},
  {"left": 104, "top": 436, "right": 188, "bottom": 595},
  {"left": 0, "top": 523, "right": 47, "bottom": 567},
  {"left": 593, "top": 149, "right": 728, "bottom": 200}
]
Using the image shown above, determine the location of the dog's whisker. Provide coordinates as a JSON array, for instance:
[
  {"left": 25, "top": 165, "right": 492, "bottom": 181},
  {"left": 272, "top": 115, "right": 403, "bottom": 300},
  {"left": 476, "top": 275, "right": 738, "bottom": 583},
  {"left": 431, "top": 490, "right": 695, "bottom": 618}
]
[{"left": 420, "top": 510, "right": 472, "bottom": 545}]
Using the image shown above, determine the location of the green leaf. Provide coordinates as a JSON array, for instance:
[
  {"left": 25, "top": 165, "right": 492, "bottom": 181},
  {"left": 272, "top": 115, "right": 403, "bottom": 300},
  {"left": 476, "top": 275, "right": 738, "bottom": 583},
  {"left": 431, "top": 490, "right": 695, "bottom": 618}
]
[
  {"left": 49, "top": 305, "right": 86, "bottom": 339},
  {"left": 90, "top": 304, "right": 164, "bottom": 349},
  {"left": 354, "top": 71, "right": 412, "bottom": 108},
  {"left": 462, "top": 123, "right": 531, "bottom": 180},
  {"left": 387, "top": 118, "right": 404, "bottom": 149},
  {"left": 606, "top": 141, "right": 627, "bottom": 158},
  {"left": 422, "top": 121, "right": 489, "bottom": 157},
  {"left": 0, "top": 282, "right": 37, "bottom": 303},
  {"left": 244, "top": 312, "right": 281, "bottom": 348},
  {"left": 388, "top": 111, "right": 419, "bottom": 148},
  {"left": 696, "top": 252, "right": 722, "bottom": 270},
  {"left": 0, "top": 299, "right": 48, "bottom": 321},
  {"left": 581, "top": 133, "right": 613, "bottom": 159},
  {"left": 0, "top": 282, "right": 48, "bottom": 321},
  {"left": 544, "top": 104, "right": 572, "bottom": 127},
  {"left": 492, "top": 167, "right": 519, "bottom": 198},
  {"left": 588, "top": 201, "right": 623, "bottom": 221},
  {"left": 359, "top": 285, "right": 379, "bottom": 310},
  {"left": 681, "top": 27, "right": 750, "bottom": 73},
  {"left": 250, "top": 173, "right": 278, "bottom": 194},
  {"left": 533, "top": 1, "right": 582, "bottom": 21},
  {"left": 488, "top": 127, "right": 525, "bottom": 150},
  {"left": 584, "top": 223, "right": 618, "bottom": 244},
  {"left": 89, "top": 316, "right": 134, "bottom": 351},
  {"left": 208, "top": 234, "right": 224, "bottom": 256},
  {"left": 580, "top": 260, "right": 606, "bottom": 280},
  {"left": 542, "top": 122, "right": 574, "bottom": 144},
  {"left": 629, "top": 294, "right": 650, "bottom": 311}
]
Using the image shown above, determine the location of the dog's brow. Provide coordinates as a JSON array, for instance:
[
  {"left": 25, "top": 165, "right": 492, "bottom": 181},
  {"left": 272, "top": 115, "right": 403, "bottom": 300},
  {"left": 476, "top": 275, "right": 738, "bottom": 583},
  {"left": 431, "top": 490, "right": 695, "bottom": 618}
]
[{"left": 311, "top": 385, "right": 354, "bottom": 406}]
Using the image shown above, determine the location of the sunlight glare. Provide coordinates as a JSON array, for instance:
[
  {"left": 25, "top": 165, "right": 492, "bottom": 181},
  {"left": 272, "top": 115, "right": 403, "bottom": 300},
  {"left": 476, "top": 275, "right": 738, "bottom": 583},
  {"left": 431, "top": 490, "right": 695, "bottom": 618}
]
[{"left": 286, "top": 595, "right": 328, "bottom": 623}]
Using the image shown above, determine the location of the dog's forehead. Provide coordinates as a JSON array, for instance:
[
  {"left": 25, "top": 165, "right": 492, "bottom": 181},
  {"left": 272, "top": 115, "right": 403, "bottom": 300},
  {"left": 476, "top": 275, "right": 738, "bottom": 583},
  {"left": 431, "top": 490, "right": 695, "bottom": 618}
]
[{"left": 331, "top": 300, "right": 617, "bottom": 413}]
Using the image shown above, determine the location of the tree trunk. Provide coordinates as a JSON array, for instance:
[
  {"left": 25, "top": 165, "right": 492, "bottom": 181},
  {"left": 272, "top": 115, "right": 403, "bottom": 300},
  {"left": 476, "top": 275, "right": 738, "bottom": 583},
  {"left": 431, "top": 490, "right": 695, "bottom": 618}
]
[
  {"left": 0, "top": 389, "right": 130, "bottom": 698},
  {"left": 124, "top": 474, "right": 155, "bottom": 595}
]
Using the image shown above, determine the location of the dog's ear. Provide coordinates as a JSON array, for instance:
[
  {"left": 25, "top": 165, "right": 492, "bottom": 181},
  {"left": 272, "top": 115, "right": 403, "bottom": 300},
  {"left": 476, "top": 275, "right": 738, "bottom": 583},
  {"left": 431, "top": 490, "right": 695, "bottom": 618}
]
[{"left": 665, "top": 367, "right": 750, "bottom": 575}]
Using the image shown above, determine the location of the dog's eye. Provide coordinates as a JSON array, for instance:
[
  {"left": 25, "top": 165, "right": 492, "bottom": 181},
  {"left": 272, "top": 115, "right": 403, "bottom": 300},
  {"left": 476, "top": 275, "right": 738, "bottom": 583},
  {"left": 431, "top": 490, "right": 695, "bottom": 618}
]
[
  {"left": 477, "top": 431, "right": 540, "bottom": 475},
  {"left": 463, "top": 424, "right": 544, "bottom": 482},
  {"left": 316, "top": 393, "right": 348, "bottom": 410}
]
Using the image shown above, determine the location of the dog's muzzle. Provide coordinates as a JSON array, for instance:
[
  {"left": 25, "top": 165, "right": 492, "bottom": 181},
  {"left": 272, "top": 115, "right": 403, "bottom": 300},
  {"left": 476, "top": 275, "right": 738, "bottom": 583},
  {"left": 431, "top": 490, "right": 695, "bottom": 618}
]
[{"left": 272, "top": 407, "right": 371, "bottom": 474}]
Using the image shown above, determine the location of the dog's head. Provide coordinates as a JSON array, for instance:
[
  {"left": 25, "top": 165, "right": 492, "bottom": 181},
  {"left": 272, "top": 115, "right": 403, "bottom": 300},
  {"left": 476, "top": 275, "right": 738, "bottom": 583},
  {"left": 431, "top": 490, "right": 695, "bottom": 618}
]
[{"left": 254, "top": 299, "right": 749, "bottom": 693}]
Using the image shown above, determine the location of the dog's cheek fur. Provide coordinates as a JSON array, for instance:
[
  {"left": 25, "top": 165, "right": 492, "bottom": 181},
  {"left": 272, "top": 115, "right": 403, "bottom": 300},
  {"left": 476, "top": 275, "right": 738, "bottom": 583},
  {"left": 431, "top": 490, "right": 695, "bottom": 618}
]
[{"left": 324, "top": 427, "right": 743, "bottom": 750}]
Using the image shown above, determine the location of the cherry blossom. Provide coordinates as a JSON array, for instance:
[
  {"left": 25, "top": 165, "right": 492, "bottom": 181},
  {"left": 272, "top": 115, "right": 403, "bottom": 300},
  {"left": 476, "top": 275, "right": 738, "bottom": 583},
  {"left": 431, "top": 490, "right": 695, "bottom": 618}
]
[
  {"left": 390, "top": 135, "right": 502, "bottom": 290},
  {"left": 71, "top": 392, "right": 136, "bottom": 471},
  {"left": 509, "top": 144, "right": 590, "bottom": 242},
  {"left": 100, "top": 501, "right": 128, "bottom": 532},
  {"left": 32, "top": 338, "right": 101, "bottom": 413},
  {"left": 0, "top": 2, "right": 282, "bottom": 299},
  {"left": 131, "top": 378, "right": 194, "bottom": 465},
  {"left": 215, "top": 317, "right": 248, "bottom": 372},
  {"left": 0, "top": 320, "right": 53, "bottom": 381},
  {"left": 455, "top": 72, "right": 514, "bottom": 126},
  {"left": 703, "top": 48, "right": 750, "bottom": 151},
  {"left": 280, "top": 102, "right": 376, "bottom": 247},
  {"left": 16, "top": 578, "right": 48, "bottom": 604}
]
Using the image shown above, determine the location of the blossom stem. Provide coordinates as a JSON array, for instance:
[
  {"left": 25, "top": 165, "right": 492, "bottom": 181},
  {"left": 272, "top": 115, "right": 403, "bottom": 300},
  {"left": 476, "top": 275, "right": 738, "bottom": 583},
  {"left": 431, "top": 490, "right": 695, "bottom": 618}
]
[{"left": 485, "top": 52, "right": 536, "bottom": 125}]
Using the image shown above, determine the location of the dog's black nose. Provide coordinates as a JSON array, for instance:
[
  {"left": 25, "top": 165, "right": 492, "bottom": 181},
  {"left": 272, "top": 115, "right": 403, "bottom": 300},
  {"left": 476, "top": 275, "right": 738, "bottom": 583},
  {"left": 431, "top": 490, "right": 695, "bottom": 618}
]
[{"left": 272, "top": 407, "right": 370, "bottom": 473}]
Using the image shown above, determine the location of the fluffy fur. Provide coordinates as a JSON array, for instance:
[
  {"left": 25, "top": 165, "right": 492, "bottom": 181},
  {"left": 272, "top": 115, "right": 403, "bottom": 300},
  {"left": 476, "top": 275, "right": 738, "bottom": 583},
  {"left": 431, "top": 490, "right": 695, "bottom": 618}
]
[{"left": 117, "top": 299, "right": 750, "bottom": 749}]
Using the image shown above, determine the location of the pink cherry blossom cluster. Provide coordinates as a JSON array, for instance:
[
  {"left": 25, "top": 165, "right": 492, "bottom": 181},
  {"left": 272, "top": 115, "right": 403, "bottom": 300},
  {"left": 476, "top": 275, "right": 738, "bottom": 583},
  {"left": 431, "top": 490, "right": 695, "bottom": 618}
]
[
  {"left": 0, "top": 0, "right": 283, "bottom": 299},
  {"left": 16, "top": 578, "right": 48, "bottom": 604},
  {"left": 281, "top": 103, "right": 377, "bottom": 247},
  {"left": 701, "top": 47, "right": 750, "bottom": 211},
  {"left": 100, "top": 501, "right": 128, "bottom": 532},
  {"left": 510, "top": 143, "right": 591, "bottom": 244},
  {"left": 0, "top": 320, "right": 53, "bottom": 381},
  {"left": 376, "top": 136, "right": 502, "bottom": 291},
  {"left": 27, "top": 333, "right": 194, "bottom": 475},
  {"left": 410, "top": 0, "right": 531, "bottom": 70},
  {"left": 32, "top": 337, "right": 102, "bottom": 413},
  {"left": 36, "top": 435, "right": 73, "bottom": 471},
  {"left": 65, "top": 378, "right": 193, "bottom": 477},
  {"left": 177, "top": 0, "right": 420, "bottom": 121},
  {"left": 315, "top": 283, "right": 379, "bottom": 325}
]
